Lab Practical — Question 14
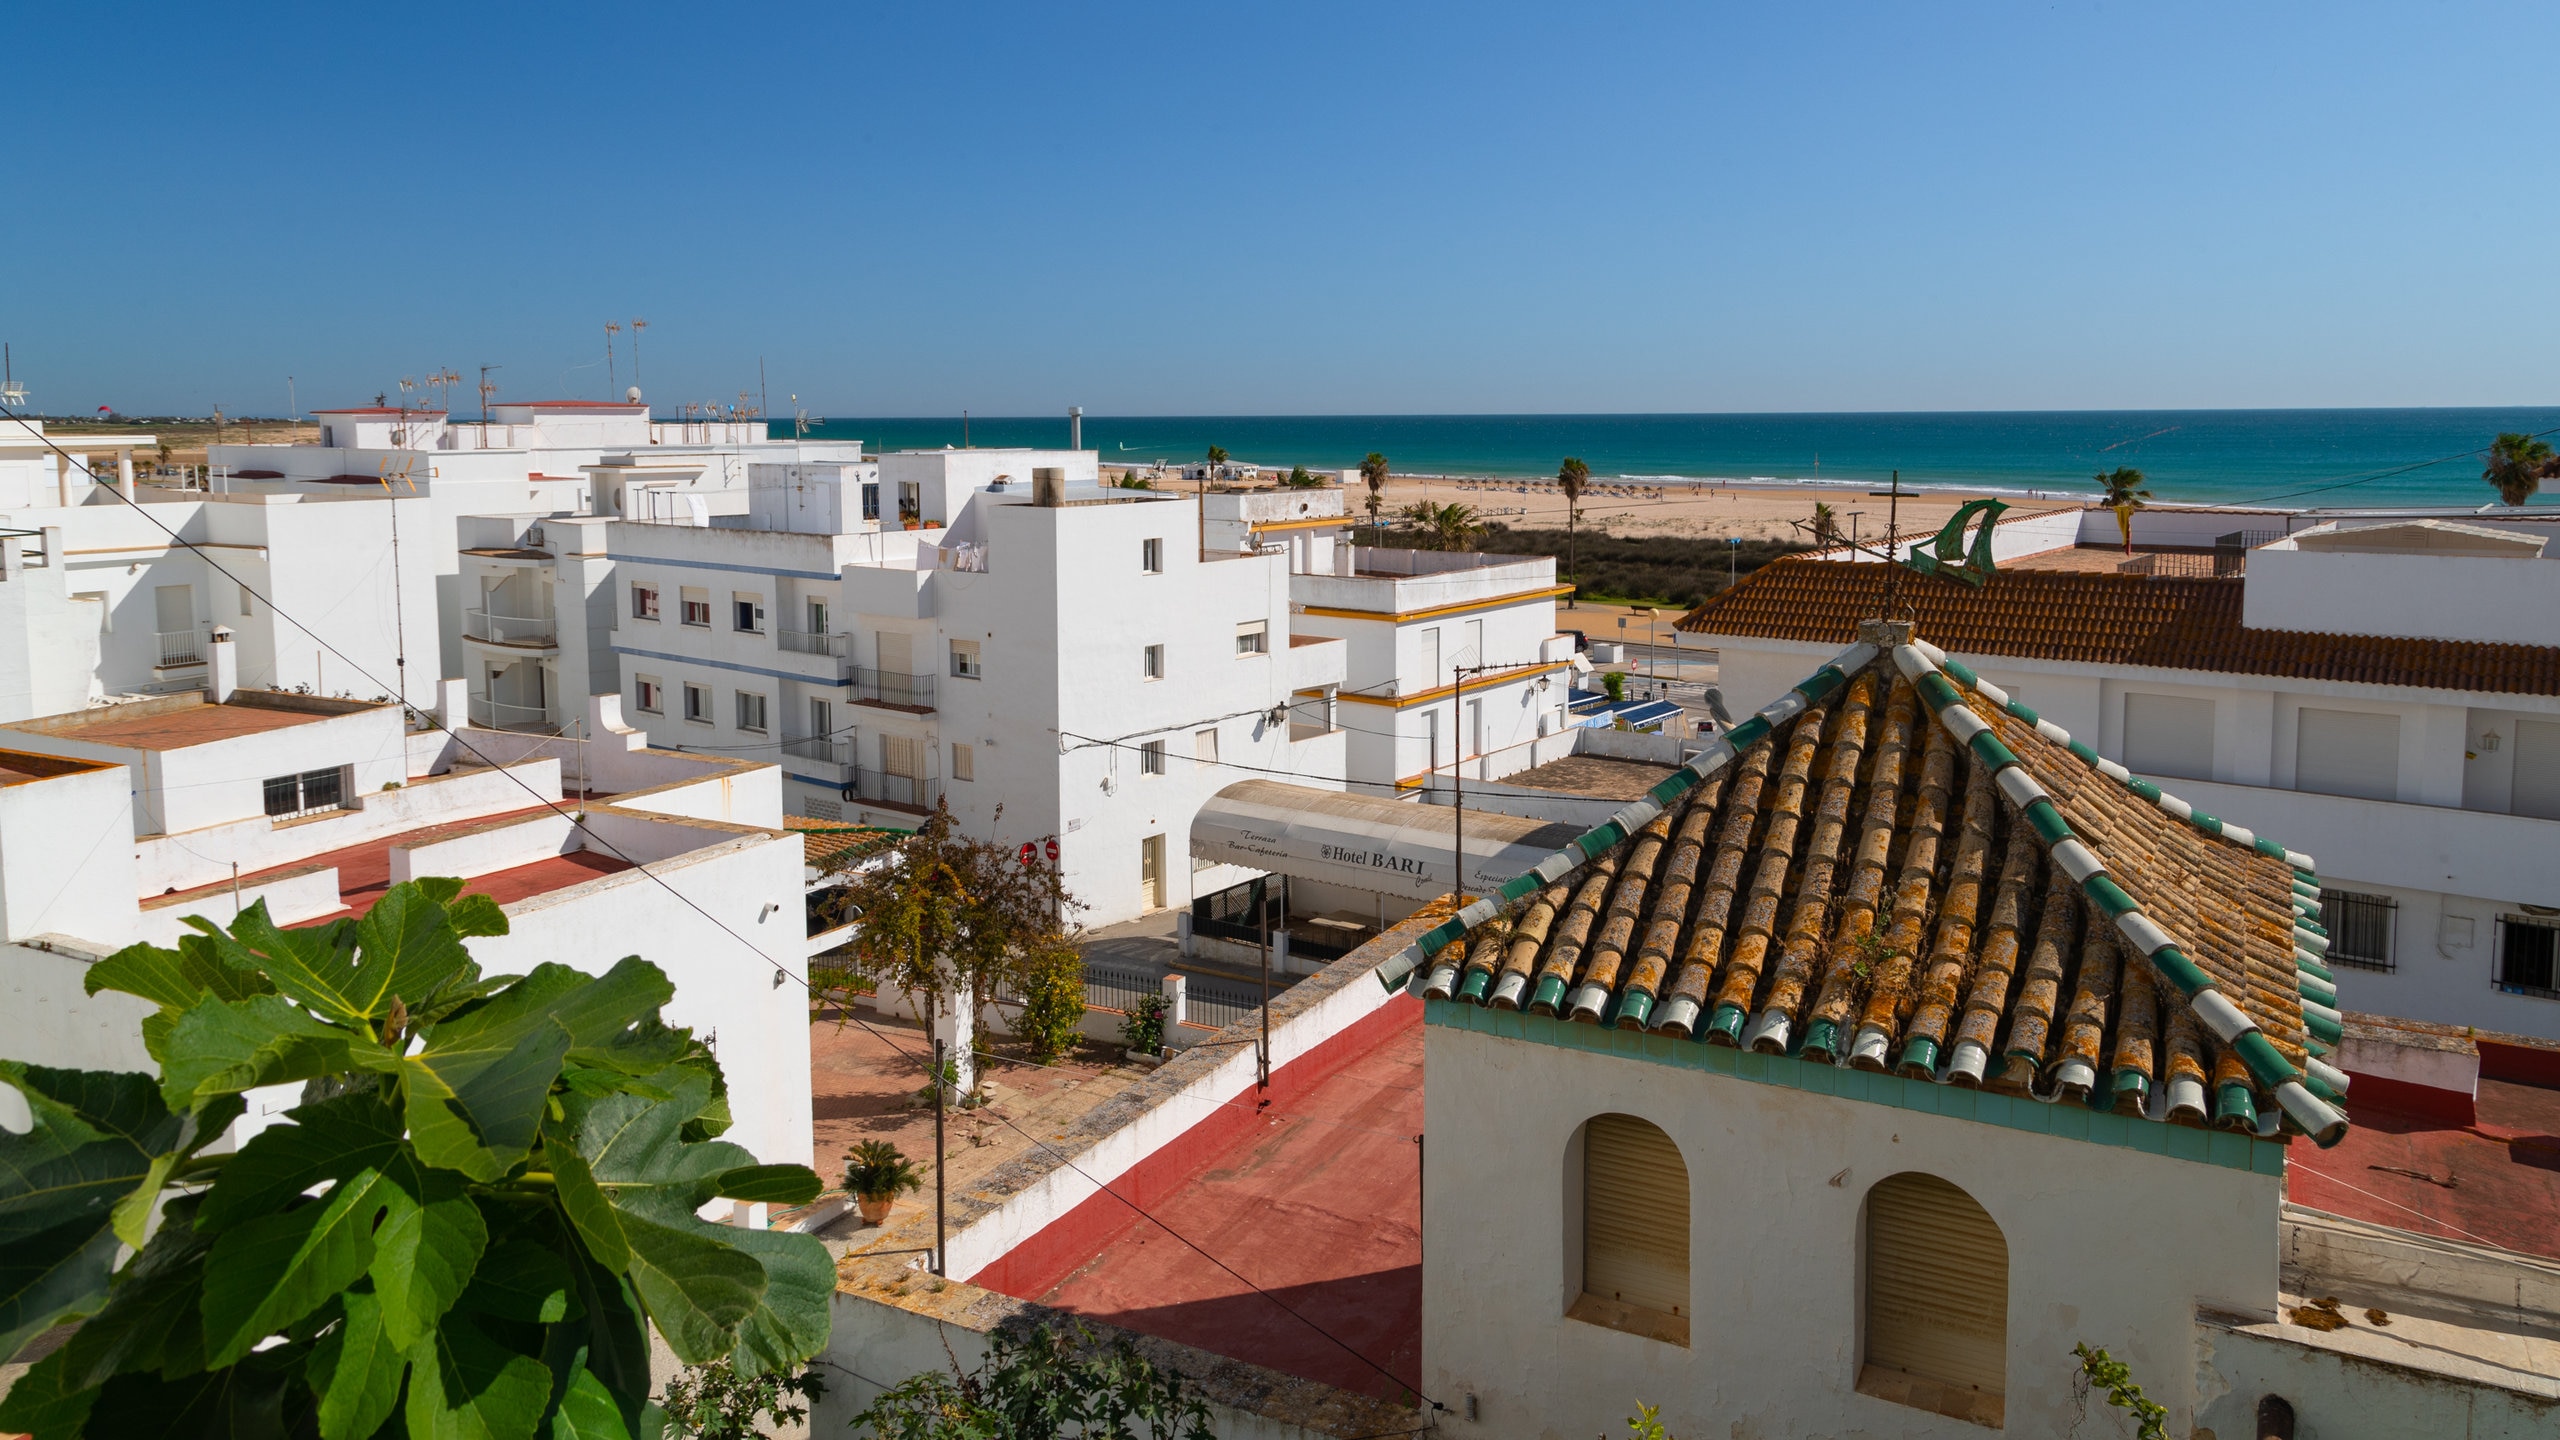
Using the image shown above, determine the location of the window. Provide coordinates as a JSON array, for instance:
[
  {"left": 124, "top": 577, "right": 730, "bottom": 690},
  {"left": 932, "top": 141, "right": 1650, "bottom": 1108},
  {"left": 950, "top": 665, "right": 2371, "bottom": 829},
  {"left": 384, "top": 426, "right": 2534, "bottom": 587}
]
[
  {"left": 680, "top": 587, "right": 711, "bottom": 627},
  {"left": 1142, "top": 643, "right": 1164, "bottom": 680},
  {"left": 1568, "top": 1114, "right": 1688, "bottom": 1346},
  {"left": 2123, "top": 693, "right": 2214, "bottom": 782},
  {"left": 735, "top": 691, "right": 768, "bottom": 732},
  {"left": 634, "top": 677, "right": 662, "bottom": 714},
  {"left": 2496, "top": 916, "right": 2560, "bottom": 998},
  {"left": 683, "top": 683, "right": 712, "bottom": 723},
  {"left": 949, "top": 639, "right": 982, "bottom": 679},
  {"left": 732, "top": 594, "right": 765, "bottom": 633},
  {"left": 1861, "top": 1172, "right": 2007, "bottom": 1427},
  {"left": 1418, "top": 626, "right": 1441, "bottom": 683},
  {"left": 261, "top": 766, "right": 348, "bottom": 821},
  {"left": 2296, "top": 707, "right": 2399, "bottom": 802},
  {"left": 1194, "top": 728, "right": 1219, "bottom": 768},
  {"left": 2320, "top": 889, "right": 2395, "bottom": 972},
  {"left": 1235, "top": 620, "right": 1268, "bottom": 656},
  {"left": 1139, "top": 739, "right": 1167, "bottom": 776},
  {"left": 809, "top": 697, "right": 832, "bottom": 741},
  {"left": 807, "top": 598, "right": 830, "bottom": 635},
  {"left": 951, "top": 743, "right": 974, "bottom": 782},
  {"left": 861, "top": 482, "right": 880, "bottom": 522},
  {"left": 1142, "top": 537, "right": 1163, "bottom": 574},
  {"left": 631, "top": 583, "right": 659, "bottom": 621}
]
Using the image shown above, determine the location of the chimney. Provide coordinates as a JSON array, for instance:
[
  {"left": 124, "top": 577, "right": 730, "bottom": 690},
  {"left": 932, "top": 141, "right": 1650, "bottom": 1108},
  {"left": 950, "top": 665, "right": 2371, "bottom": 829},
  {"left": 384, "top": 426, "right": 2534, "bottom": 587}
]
[
  {"left": 208, "top": 625, "right": 238, "bottom": 703},
  {"left": 1069, "top": 406, "right": 1083, "bottom": 450},
  {"left": 1031, "top": 466, "right": 1067, "bottom": 507}
]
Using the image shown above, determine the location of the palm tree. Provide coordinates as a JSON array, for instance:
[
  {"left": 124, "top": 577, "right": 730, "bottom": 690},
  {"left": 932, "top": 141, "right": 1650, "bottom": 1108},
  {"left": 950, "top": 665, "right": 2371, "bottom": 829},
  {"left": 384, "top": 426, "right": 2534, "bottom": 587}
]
[
  {"left": 1430, "top": 502, "right": 1485, "bottom": 552},
  {"left": 2484, "top": 432, "right": 2558, "bottom": 507},
  {"left": 1205, "top": 445, "right": 1228, "bottom": 487},
  {"left": 1360, "top": 452, "right": 1389, "bottom": 538},
  {"left": 1811, "top": 502, "right": 1840, "bottom": 548},
  {"left": 1557, "top": 457, "right": 1591, "bottom": 608},
  {"left": 2096, "top": 466, "right": 2151, "bottom": 554},
  {"left": 1395, "top": 500, "right": 1443, "bottom": 548}
]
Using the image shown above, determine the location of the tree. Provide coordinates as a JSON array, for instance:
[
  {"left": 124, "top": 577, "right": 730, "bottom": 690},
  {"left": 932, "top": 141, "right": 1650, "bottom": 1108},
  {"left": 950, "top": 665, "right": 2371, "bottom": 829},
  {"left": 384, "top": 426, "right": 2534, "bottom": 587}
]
[
  {"left": 850, "top": 1318, "right": 1213, "bottom": 1439},
  {"left": 2096, "top": 465, "right": 2151, "bottom": 554},
  {"left": 829, "top": 800, "right": 1076, "bottom": 1092},
  {"left": 1428, "top": 501, "right": 1484, "bottom": 551},
  {"left": 1008, "top": 934, "right": 1087, "bottom": 1065},
  {"left": 1283, "top": 463, "right": 1323, "bottom": 489},
  {"left": 0, "top": 879, "right": 832, "bottom": 1440},
  {"left": 1811, "top": 502, "right": 1840, "bottom": 548},
  {"left": 1204, "top": 446, "right": 1228, "bottom": 487},
  {"left": 2484, "top": 432, "right": 2557, "bottom": 507},
  {"left": 664, "top": 1359, "right": 825, "bottom": 1440},
  {"left": 1557, "top": 457, "right": 1591, "bottom": 607},
  {"left": 1394, "top": 499, "right": 1445, "bottom": 548},
  {"left": 1358, "top": 452, "right": 1390, "bottom": 538}
]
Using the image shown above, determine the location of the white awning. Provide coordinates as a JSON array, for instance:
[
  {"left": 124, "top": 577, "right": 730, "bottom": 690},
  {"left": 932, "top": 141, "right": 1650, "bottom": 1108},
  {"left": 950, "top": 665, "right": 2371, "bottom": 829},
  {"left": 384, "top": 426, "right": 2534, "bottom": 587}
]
[{"left": 1190, "top": 778, "right": 1584, "bottom": 901}]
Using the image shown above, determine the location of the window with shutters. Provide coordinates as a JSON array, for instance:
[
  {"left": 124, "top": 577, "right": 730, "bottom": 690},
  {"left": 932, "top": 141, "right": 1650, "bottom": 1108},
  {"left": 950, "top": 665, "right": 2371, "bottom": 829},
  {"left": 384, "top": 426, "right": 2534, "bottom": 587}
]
[
  {"left": 1565, "top": 1113, "right": 1689, "bottom": 1346},
  {"left": 1859, "top": 1172, "right": 2007, "bottom": 1428}
]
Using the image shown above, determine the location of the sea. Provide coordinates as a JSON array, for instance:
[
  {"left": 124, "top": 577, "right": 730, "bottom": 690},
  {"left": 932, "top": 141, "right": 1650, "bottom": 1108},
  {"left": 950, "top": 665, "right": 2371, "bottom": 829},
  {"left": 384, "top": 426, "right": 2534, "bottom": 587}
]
[{"left": 778, "top": 409, "right": 2560, "bottom": 510}]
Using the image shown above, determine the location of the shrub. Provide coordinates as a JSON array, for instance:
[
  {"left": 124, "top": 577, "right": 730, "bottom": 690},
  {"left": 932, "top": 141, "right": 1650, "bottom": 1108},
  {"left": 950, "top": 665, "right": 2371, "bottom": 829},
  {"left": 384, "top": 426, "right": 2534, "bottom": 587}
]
[
  {"left": 664, "top": 1358, "right": 825, "bottom": 1440},
  {"left": 1120, "top": 991, "right": 1169, "bottom": 1056},
  {"left": 852, "top": 1318, "right": 1212, "bottom": 1440},
  {"left": 1012, "top": 937, "right": 1087, "bottom": 1065},
  {"left": 1601, "top": 670, "right": 1627, "bottom": 702},
  {"left": 0, "top": 879, "right": 832, "bottom": 1440}
]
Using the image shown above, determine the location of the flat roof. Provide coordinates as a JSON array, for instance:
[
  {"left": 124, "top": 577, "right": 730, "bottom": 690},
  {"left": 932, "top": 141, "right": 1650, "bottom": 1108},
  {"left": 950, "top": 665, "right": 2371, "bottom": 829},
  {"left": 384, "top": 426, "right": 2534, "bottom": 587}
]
[
  {"left": 148, "top": 805, "right": 632, "bottom": 924},
  {"left": 4, "top": 694, "right": 379, "bottom": 750},
  {"left": 0, "top": 749, "right": 116, "bottom": 787},
  {"left": 2290, "top": 1072, "right": 2560, "bottom": 1261},
  {"left": 1500, "top": 752, "right": 1680, "bottom": 800}
]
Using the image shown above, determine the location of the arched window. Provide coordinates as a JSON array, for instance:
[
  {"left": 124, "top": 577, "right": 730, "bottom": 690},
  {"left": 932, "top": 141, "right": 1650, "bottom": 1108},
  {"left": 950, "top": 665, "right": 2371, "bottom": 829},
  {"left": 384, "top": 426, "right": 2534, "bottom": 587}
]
[
  {"left": 1862, "top": 1172, "right": 2007, "bottom": 1427},
  {"left": 1568, "top": 1113, "right": 1689, "bottom": 1346}
]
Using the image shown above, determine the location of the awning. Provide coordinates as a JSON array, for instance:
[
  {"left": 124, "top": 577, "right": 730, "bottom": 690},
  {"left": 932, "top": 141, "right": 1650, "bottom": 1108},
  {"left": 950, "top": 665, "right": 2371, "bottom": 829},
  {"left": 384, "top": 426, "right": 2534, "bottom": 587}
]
[{"left": 1190, "top": 779, "right": 1585, "bottom": 902}]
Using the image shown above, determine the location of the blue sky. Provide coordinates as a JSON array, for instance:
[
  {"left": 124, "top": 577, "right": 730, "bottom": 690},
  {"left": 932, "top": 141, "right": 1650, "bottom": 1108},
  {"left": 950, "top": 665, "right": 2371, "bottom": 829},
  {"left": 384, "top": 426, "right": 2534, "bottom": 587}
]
[{"left": 9, "top": 3, "right": 2557, "bottom": 417}]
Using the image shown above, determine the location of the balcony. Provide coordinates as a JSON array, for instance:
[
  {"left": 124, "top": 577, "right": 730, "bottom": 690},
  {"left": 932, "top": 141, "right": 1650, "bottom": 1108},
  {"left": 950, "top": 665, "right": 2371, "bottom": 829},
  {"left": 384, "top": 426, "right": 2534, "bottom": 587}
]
[
  {"left": 464, "top": 609, "right": 559, "bottom": 649},
  {"left": 851, "top": 668, "right": 936, "bottom": 712},
  {"left": 777, "top": 629, "right": 855, "bottom": 659},
  {"left": 156, "top": 629, "right": 204, "bottom": 668},
  {"left": 467, "top": 697, "right": 561, "bottom": 734},
  {"left": 781, "top": 734, "right": 856, "bottom": 781}
]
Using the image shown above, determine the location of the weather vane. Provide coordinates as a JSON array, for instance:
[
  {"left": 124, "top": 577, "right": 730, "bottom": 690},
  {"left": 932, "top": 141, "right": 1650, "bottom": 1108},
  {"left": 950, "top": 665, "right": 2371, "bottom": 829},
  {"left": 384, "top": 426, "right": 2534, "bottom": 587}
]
[{"left": 1800, "top": 470, "right": 2006, "bottom": 617}]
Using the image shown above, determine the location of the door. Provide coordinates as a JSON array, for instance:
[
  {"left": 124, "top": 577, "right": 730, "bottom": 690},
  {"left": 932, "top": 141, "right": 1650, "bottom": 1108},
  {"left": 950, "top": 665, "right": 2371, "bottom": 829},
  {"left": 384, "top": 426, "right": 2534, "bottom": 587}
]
[
  {"left": 1417, "top": 627, "right": 1440, "bottom": 687},
  {"left": 807, "top": 598, "right": 829, "bottom": 636},
  {"left": 810, "top": 698, "right": 833, "bottom": 746},
  {"left": 154, "top": 585, "right": 195, "bottom": 664},
  {"left": 878, "top": 631, "right": 913, "bottom": 677},
  {"left": 1140, "top": 834, "right": 1166, "bottom": 909},
  {"left": 1467, "top": 698, "right": 1485, "bottom": 763}
]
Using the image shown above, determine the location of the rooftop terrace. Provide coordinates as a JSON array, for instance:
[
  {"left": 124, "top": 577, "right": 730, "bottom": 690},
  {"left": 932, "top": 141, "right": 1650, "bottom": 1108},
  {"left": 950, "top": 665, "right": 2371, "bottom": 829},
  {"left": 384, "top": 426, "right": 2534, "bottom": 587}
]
[{"left": 2, "top": 692, "right": 384, "bottom": 750}]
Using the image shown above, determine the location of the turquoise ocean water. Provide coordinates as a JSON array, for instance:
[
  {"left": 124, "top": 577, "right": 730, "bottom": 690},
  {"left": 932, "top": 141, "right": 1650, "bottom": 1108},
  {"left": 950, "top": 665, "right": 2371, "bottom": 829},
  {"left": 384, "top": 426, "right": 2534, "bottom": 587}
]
[{"left": 779, "top": 409, "right": 2560, "bottom": 509}]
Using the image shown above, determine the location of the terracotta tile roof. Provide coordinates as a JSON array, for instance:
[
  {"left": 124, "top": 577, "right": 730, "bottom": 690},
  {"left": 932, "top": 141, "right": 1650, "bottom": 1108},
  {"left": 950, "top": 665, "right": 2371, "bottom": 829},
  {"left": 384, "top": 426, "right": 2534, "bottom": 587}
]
[
  {"left": 1386, "top": 627, "right": 2354, "bottom": 1149},
  {"left": 788, "top": 817, "right": 905, "bottom": 870},
  {"left": 1673, "top": 558, "right": 2560, "bottom": 697}
]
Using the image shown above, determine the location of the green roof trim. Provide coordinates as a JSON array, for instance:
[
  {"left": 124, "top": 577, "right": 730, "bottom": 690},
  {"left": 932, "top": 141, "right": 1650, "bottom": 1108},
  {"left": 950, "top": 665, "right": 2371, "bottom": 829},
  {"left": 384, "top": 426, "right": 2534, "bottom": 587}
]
[{"left": 1426, "top": 999, "right": 2287, "bottom": 1176}]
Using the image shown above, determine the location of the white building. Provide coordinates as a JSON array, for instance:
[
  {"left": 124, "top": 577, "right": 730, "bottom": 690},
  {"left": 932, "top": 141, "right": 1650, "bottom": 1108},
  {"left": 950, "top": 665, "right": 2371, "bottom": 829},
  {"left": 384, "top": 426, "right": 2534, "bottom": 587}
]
[
  {"left": 0, "top": 637, "right": 814, "bottom": 1169},
  {"left": 1686, "top": 509, "right": 2560, "bottom": 1041},
  {"left": 604, "top": 450, "right": 1350, "bottom": 928},
  {"left": 1398, "top": 621, "right": 2553, "bottom": 1439}
]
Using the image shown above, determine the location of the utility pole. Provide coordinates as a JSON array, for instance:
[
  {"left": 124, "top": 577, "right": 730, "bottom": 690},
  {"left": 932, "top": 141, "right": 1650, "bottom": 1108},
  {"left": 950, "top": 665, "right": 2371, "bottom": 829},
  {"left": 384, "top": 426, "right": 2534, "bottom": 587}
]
[
  {"left": 478, "top": 365, "right": 500, "bottom": 424},
  {"left": 1255, "top": 874, "right": 1271, "bottom": 1093},
  {"left": 932, "top": 1037, "right": 947, "bottom": 1276},
  {"left": 1451, "top": 660, "right": 1496, "bottom": 918}
]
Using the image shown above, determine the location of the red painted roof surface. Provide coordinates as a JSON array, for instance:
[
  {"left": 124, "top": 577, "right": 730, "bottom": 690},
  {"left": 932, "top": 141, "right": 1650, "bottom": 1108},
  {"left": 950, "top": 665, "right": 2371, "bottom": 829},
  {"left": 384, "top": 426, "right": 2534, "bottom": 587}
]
[
  {"left": 309, "top": 408, "right": 448, "bottom": 416},
  {"left": 151, "top": 805, "right": 631, "bottom": 924},
  {"left": 2288, "top": 1077, "right": 2560, "bottom": 1260},
  {"left": 1013, "top": 1004, "right": 1423, "bottom": 1399}
]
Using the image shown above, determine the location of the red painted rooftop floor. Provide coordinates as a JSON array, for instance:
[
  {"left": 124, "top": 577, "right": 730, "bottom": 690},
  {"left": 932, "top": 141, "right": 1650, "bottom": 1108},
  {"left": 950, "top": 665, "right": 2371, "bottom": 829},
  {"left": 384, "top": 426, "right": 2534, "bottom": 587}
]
[
  {"left": 1004, "top": 1000, "right": 1424, "bottom": 1401},
  {"left": 2289, "top": 1076, "right": 2560, "bottom": 1261},
  {"left": 153, "top": 804, "right": 631, "bottom": 925}
]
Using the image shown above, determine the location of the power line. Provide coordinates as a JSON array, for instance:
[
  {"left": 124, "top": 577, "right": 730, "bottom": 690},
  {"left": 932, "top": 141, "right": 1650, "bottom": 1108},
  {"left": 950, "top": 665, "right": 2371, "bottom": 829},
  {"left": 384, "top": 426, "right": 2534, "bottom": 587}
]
[{"left": 2219, "top": 423, "right": 2560, "bottom": 509}]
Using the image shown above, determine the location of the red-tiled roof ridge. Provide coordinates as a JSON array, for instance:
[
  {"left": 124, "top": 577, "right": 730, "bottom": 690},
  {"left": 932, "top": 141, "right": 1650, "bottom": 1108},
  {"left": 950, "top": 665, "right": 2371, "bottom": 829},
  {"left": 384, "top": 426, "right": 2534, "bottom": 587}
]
[
  {"left": 1380, "top": 623, "right": 2352, "bottom": 1149},
  {"left": 1673, "top": 557, "right": 2560, "bottom": 697}
]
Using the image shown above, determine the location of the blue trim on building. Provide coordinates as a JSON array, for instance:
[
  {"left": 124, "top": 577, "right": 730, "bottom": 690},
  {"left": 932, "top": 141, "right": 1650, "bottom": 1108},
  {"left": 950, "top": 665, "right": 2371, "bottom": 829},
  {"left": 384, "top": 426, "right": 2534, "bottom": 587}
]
[
  {"left": 612, "top": 644, "right": 855, "bottom": 689},
  {"left": 606, "top": 552, "right": 843, "bottom": 582}
]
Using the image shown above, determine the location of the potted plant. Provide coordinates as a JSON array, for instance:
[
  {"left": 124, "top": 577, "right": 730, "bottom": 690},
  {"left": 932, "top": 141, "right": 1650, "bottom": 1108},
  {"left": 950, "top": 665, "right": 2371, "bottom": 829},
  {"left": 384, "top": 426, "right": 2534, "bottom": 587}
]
[{"left": 844, "top": 1140, "right": 923, "bottom": 1225}]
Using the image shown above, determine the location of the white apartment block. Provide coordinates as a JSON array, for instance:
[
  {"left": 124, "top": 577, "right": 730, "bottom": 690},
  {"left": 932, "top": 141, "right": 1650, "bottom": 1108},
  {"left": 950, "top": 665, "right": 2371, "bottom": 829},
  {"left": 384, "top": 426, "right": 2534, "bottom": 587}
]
[
  {"left": 1687, "top": 507, "right": 2560, "bottom": 1041},
  {"left": 0, "top": 637, "right": 812, "bottom": 1169},
  {"left": 604, "top": 450, "right": 1351, "bottom": 928}
]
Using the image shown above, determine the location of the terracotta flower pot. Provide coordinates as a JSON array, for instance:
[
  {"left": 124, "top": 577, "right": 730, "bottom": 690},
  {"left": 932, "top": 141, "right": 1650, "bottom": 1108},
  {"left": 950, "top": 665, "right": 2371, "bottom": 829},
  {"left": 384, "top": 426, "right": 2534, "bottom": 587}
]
[{"left": 856, "top": 1193, "right": 896, "bottom": 1225}]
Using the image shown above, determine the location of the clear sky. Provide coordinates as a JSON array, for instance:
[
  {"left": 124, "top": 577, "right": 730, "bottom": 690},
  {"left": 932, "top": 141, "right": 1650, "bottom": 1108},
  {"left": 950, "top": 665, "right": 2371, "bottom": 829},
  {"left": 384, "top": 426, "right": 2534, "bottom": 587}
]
[{"left": 9, "top": 2, "right": 2556, "bottom": 418}]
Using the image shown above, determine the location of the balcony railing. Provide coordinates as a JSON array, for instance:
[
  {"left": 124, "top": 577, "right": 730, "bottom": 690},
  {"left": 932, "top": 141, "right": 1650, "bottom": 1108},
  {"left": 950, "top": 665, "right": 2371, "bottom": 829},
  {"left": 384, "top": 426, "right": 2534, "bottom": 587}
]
[
  {"left": 851, "top": 668, "right": 936, "bottom": 710},
  {"left": 776, "top": 629, "right": 854, "bottom": 659},
  {"left": 464, "top": 609, "right": 559, "bottom": 647},
  {"left": 781, "top": 735, "right": 856, "bottom": 779},
  {"left": 467, "top": 697, "right": 561, "bottom": 734},
  {"left": 157, "top": 629, "right": 204, "bottom": 667}
]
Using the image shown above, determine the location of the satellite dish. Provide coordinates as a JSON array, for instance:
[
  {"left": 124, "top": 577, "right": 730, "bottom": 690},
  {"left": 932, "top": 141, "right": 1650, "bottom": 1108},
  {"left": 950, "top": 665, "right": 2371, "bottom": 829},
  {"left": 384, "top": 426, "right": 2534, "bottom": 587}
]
[{"left": 625, "top": 386, "right": 642, "bottom": 404}]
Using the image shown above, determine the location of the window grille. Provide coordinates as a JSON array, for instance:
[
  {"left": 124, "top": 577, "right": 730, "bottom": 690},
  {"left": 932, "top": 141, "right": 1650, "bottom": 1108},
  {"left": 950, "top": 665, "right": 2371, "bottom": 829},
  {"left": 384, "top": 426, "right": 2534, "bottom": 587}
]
[
  {"left": 2496, "top": 915, "right": 2560, "bottom": 999},
  {"left": 263, "top": 766, "right": 349, "bottom": 821},
  {"left": 2319, "top": 889, "right": 2396, "bottom": 972}
]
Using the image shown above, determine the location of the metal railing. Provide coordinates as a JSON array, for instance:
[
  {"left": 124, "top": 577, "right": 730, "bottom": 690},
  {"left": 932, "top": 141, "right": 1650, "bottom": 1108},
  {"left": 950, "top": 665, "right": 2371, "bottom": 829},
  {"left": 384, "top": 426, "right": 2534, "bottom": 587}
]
[
  {"left": 157, "top": 629, "right": 203, "bottom": 666},
  {"left": 781, "top": 735, "right": 855, "bottom": 777},
  {"left": 468, "top": 697, "right": 560, "bottom": 734},
  {"left": 851, "top": 668, "right": 936, "bottom": 709},
  {"left": 776, "top": 628, "right": 854, "bottom": 658},
  {"left": 464, "top": 609, "right": 559, "bottom": 646},
  {"left": 1077, "top": 964, "right": 1161, "bottom": 1016}
]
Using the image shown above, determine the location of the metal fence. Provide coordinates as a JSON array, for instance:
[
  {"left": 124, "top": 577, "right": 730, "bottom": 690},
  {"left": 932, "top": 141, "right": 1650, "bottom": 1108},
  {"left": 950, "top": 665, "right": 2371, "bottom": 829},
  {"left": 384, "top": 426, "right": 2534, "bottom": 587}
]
[{"left": 1182, "top": 980, "right": 1266, "bottom": 1031}]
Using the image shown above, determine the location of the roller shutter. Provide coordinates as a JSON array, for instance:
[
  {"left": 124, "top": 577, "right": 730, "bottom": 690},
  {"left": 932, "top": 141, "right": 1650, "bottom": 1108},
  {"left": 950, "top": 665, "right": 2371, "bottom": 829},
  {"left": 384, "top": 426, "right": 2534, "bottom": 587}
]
[
  {"left": 1865, "top": 1172, "right": 2006, "bottom": 1399},
  {"left": 1582, "top": 1114, "right": 1688, "bottom": 1319}
]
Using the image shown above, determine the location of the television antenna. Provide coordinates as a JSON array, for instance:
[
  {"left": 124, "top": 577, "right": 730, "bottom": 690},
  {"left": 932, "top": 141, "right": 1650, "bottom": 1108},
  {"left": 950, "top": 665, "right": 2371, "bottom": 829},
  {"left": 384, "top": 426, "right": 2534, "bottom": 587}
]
[
  {"left": 477, "top": 365, "right": 501, "bottom": 423},
  {"left": 604, "top": 322, "right": 622, "bottom": 395},
  {"left": 2, "top": 344, "right": 24, "bottom": 410},
  {"left": 628, "top": 318, "right": 646, "bottom": 390}
]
